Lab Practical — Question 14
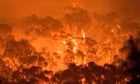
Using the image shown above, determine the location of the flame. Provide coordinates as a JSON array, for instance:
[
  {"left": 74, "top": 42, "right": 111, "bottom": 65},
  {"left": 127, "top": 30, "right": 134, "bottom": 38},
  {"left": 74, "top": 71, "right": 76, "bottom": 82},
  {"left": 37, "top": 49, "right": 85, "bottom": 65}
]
[
  {"left": 71, "top": 0, "right": 83, "bottom": 8},
  {"left": 71, "top": 39, "right": 78, "bottom": 53},
  {"left": 81, "top": 29, "right": 86, "bottom": 42},
  {"left": 60, "top": 30, "right": 89, "bottom": 65}
]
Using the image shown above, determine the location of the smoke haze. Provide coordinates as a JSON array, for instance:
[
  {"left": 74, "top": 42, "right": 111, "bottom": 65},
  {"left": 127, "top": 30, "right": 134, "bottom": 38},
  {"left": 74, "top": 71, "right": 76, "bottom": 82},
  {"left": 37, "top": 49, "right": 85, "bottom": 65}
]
[{"left": 0, "top": 0, "right": 140, "bottom": 19}]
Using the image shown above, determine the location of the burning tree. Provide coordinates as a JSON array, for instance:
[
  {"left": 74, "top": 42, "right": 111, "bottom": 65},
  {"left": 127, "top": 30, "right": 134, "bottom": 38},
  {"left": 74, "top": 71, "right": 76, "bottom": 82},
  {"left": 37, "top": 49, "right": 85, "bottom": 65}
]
[
  {"left": 62, "top": 8, "right": 92, "bottom": 36},
  {"left": 22, "top": 15, "right": 63, "bottom": 37}
]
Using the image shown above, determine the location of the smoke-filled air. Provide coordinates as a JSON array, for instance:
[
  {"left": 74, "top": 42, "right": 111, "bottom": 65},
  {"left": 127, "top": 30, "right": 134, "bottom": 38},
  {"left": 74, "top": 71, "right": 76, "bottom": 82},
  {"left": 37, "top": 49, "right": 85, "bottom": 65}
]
[{"left": 0, "top": 0, "right": 140, "bottom": 84}]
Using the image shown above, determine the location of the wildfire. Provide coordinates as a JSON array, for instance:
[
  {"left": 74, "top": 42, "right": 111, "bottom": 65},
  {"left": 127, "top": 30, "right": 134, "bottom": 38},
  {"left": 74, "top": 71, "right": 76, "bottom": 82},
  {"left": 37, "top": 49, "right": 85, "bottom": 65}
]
[{"left": 0, "top": 2, "right": 139, "bottom": 83}]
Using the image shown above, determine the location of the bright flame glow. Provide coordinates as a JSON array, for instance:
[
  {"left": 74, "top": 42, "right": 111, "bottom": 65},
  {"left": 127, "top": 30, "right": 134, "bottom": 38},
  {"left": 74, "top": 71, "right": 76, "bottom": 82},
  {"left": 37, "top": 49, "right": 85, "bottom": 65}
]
[
  {"left": 72, "top": 39, "right": 78, "bottom": 53},
  {"left": 71, "top": 0, "right": 83, "bottom": 8},
  {"left": 81, "top": 29, "right": 86, "bottom": 42}
]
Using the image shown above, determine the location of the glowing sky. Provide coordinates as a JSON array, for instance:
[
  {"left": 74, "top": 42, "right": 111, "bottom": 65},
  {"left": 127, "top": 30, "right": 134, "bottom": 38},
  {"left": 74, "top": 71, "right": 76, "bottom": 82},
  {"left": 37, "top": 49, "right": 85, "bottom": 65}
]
[{"left": 0, "top": 0, "right": 140, "bottom": 18}]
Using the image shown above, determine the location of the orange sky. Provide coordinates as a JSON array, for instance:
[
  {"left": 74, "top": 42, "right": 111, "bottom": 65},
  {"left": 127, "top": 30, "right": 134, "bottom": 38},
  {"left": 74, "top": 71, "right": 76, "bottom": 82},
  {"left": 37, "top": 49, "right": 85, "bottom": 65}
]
[
  {"left": 0, "top": 0, "right": 140, "bottom": 19},
  {"left": 0, "top": 0, "right": 114, "bottom": 18}
]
